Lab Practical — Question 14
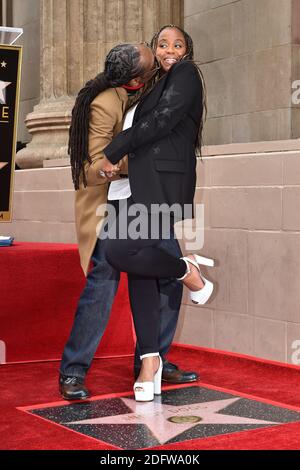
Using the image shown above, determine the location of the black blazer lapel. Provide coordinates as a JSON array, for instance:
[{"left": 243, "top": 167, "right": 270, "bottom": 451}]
[{"left": 133, "top": 73, "right": 169, "bottom": 124}]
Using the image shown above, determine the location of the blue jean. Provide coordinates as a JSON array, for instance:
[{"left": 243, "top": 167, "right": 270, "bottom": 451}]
[{"left": 60, "top": 234, "right": 183, "bottom": 380}]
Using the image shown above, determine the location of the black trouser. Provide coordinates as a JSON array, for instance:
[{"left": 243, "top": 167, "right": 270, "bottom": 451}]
[{"left": 105, "top": 197, "right": 186, "bottom": 357}]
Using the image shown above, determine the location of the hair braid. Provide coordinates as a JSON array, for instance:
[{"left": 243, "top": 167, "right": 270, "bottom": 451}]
[{"left": 69, "top": 44, "right": 144, "bottom": 190}]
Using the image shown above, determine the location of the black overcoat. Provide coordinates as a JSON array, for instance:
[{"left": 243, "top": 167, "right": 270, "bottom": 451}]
[{"left": 104, "top": 60, "right": 203, "bottom": 220}]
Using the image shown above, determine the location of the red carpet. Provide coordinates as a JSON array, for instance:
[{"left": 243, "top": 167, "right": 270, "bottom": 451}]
[
  {"left": 0, "top": 242, "right": 134, "bottom": 363},
  {"left": 2, "top": 345, "right": 300, "bottom": 450},
  {"left": 1, "top": 242, "right": 300, "bottom": 450}
]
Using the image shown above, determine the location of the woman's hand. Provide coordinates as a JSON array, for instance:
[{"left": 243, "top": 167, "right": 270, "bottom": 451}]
[{"left": 99, "top": 155, "right": 120, "bottom": 178}]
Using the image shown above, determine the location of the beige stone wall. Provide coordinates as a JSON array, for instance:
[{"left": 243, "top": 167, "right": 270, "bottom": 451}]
[
  {"left": 0, "top": 166, "right": 77, "bottom": 242},
  {"left": 2, "top": 139, "right": 300, "bottom": 364},
  {"left": 11, "top": 0, "right": 40, "bottom": 144},
  {"left": 174, "top": 140, "right": 300, "bottom": 365},
  {"left": 185, "top": 0, "right": 300, "bottom": 145},
  {"left": 3, "top": 0, "right": 300, "bottom": 365}
]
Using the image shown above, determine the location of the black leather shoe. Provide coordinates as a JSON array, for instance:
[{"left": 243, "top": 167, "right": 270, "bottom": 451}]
[
  {"left": 162, "top": 360, "right": 199, "bottom": 383},
  {"left": 134, "top": 360, "right": 199, "bottom": 384},
  {"left": 59, "top": 374, "right": 90, "bottom": 401}
]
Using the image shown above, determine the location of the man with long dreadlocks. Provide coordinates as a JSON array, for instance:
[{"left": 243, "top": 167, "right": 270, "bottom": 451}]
[{"left": 59, "top": 39, "right": 199, "bottom": 401}]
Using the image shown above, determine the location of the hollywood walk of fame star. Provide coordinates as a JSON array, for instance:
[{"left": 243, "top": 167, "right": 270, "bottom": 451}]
[
  {"left": 65, "top": 396, "right": 280, "bottom": 445},
  {"left": 0, "top": 80, "right": 12, "bottom": 104},
  {"left": 1, "top": 61, "right": 7, "bottom": 68}
]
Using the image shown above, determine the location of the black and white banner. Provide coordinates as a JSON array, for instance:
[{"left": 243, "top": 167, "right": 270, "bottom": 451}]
[{"left": 0, "top": 44, "right": 22, "bottom": 222}]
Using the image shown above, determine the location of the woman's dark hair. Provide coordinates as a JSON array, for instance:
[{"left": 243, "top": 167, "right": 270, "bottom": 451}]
[
  {"left": 150, "top": 25, "right": 207, "bottom": 159},
  {"left": 69, "top": 43, "right": 145, "bottom": 189}
]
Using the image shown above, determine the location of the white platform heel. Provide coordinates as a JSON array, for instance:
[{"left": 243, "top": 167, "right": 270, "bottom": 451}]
[
  {"left": 177, "top": 254, "right": 214, "bottom": 305},
  {"left": 134, "top": 353, "right": 163, "bottom": 402}
]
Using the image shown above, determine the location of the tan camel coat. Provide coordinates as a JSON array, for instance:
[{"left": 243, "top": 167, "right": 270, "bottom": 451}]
[{"left": 74, "top": 86, "right": 128, "bottom": 275}]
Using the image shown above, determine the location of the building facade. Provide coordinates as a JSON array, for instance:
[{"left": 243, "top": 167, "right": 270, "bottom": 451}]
[{"left": 1, "top": 0, "right": 300, "bottom": 365}]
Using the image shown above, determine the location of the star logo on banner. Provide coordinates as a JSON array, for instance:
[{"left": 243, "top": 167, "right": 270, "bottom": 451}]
[
  {"left": 1, "top": 61, "right": 7, "bottom": 68},
  {"left": 65, "top": 396, "right": 279, "bottom": 445},
  {"left": 0, "top": 162, "right": 8, "bottom": 171},
  {"left": 0, "top": 80, "right": 11, "bottom": 104}
]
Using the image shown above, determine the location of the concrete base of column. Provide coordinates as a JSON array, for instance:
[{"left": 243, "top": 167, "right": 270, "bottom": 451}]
[
  {"left": 0, "top": 166, "right": 76, "bottom": 243},
  {"left": 16, "top": 97, "right": 74, "bottom": 169}
]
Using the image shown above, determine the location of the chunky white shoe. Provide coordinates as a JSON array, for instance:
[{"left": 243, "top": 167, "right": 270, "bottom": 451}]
[
  {"left": 153, "top": 355, "right": 163, "bottom": 396},
  {"left": 134, "top": 354, "right": 163, "bottom": 402},
  {"left": 177, "top": 254, "right": 214, "bottom": 305}
]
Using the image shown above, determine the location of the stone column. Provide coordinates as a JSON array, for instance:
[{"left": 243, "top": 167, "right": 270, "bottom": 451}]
[{"left": 16, "top": 0, "right": 183, "bottom": 168}]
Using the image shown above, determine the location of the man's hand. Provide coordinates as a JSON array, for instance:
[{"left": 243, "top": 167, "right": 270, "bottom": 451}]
[{"left": 99, "top": 155, "right": 120, "bottom": 178}]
